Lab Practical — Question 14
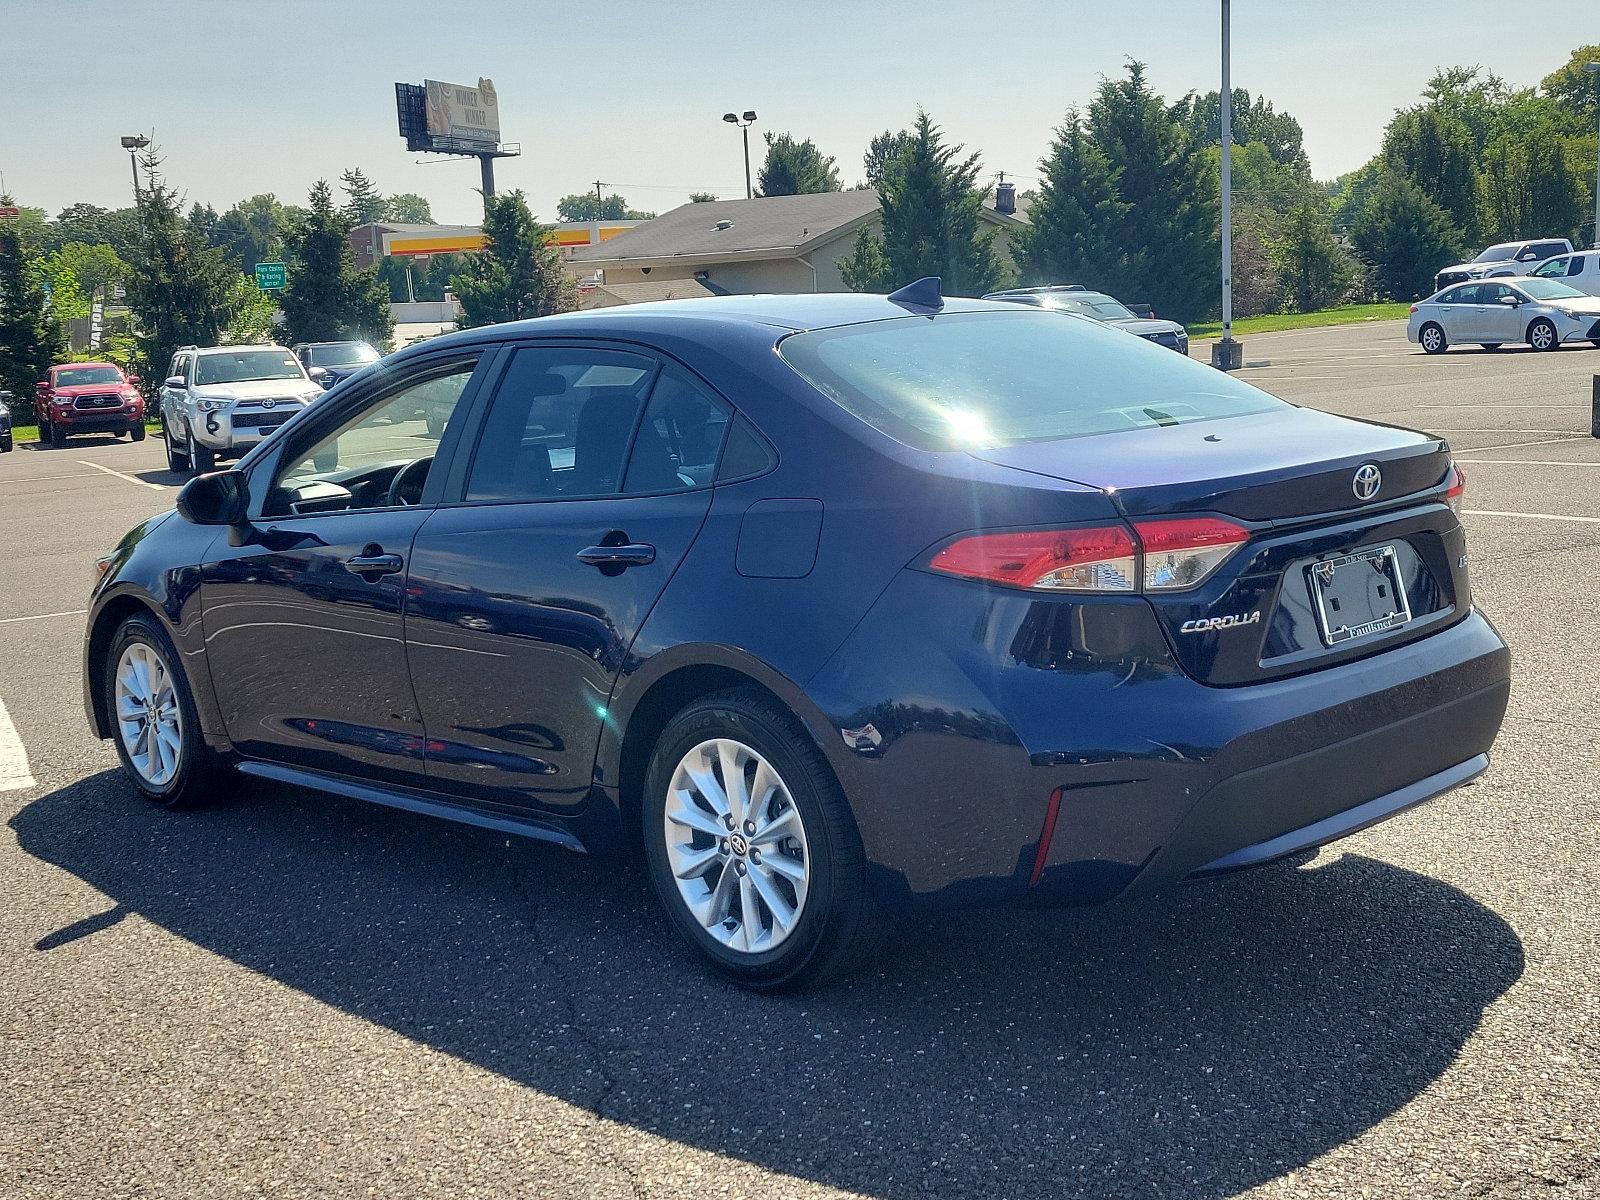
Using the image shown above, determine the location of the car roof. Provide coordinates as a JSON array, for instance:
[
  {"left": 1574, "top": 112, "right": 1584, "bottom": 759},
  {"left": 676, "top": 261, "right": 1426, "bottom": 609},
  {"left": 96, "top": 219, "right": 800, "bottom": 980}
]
[
  {"left": 53, "top": 361, "right": 120, "bottom": 370},
  {"left": 397, "top": 294, "right": 1016, "bottom": 358},
  {"left": 194, "top": 344, "right": 289, "bottom": 354}
]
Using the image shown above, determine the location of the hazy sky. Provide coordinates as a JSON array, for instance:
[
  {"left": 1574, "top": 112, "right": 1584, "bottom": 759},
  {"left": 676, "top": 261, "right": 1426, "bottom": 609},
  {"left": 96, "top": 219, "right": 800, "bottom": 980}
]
[{"left": 0, "top": 1, "right": 1574, "bottom": 226}]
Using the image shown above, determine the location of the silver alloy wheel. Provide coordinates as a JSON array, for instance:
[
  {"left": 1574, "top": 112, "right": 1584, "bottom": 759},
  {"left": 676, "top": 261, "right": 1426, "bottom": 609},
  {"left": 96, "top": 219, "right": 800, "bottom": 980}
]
[
  {"left": 114, "top": 641, "right": 184, "bottom": 788},
  {"left": 1530, "top": 322, "right": 1555, "bottom": 349},
  {"left": 1421, "top": 325, "right": 1443, "bottom": 352},
  {"left": 663, "top": 737, "right": 811, "bottom": 954}
]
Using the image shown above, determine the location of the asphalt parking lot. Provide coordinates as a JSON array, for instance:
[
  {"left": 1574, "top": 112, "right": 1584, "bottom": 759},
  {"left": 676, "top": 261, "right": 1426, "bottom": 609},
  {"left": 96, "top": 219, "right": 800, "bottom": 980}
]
[{"left": 2, "top": 319, "right": 1596, "bottom": 1199}]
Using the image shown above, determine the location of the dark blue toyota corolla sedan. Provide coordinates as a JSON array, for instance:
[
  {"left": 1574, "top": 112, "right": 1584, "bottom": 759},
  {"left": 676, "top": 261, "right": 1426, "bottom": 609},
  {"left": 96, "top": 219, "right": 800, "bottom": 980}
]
[{"left": 85, "top": 288, "right": 1510, "bottom": 988}]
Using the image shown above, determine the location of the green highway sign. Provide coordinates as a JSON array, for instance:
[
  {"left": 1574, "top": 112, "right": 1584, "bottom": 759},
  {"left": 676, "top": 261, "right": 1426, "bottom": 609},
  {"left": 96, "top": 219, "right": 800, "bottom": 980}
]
[{"left": 254, "top": 261, "right": 286, "bottom": 290}]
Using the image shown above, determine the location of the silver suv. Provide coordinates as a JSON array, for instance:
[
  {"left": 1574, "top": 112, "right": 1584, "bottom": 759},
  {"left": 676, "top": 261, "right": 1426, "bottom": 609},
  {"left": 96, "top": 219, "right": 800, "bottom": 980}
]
[{"left": 160, "top": 345, "right": 323, "bottom": 473}]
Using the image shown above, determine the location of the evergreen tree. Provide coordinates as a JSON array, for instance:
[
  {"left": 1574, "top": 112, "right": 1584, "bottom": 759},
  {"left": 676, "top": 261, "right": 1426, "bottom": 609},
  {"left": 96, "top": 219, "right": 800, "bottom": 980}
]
[
  {"left": 339, "top": 168, "right": 386, "bottom": 226},
  {"left": 281, "top": 181, "right": 393, "bottom": 348},
  {"left": 1270, "top": 203, "right": 1355, "bottom": 312},
  {"left": 1087, "top": 62, "right": 1219, "bottom": 323},
  {"left": 757, "top": 132, "right": 841, "bottom": 196},
  {"left": 1017, "top": 110, "right": 1129, "bottom": 289},
  {"left": 122, "top": 148, "right": 241, "bottom": 392},
  {"left": 1480, "top": 128, "right": 1587, "bottom": 244},
  {"left": 1381, "top": 108, "right": 1480, "bottom": 244},
  {"left": 1351, "top": 169, "right": 1466, "bottom": 300},
  {"left": 452, "top": 191, "right": 575, "bottom": 327},
  {"left": 839, "top": 111, "right": 1004, "bottom": 296},
  {"left": 863, "top": 129, "right": 914, "bottom": 190},
  {"left": 0, "top": 198, "right": 67, "bottom": 423}
]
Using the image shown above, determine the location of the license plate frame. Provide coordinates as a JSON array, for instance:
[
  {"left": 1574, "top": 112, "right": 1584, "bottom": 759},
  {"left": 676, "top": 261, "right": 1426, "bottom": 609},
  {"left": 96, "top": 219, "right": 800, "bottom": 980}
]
[{"left": 1307, "top": 544, "right": 1412, "bottom": 647}]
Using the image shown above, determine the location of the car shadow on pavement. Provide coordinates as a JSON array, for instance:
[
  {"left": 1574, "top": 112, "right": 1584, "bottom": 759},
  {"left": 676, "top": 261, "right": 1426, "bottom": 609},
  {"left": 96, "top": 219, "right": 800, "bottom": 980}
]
[{"left": 12, "top": 773, "right": 1524, "bottom": 1199}]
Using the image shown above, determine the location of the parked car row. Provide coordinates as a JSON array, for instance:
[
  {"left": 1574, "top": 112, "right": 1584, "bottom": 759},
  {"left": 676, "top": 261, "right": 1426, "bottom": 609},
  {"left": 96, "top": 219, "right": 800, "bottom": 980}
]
[
  {"left": 1433, "top": 238, "right": 1574, "bottom": 292},
  {"left": 982, "top": 284, "right": 1191, "bottom": 354}
]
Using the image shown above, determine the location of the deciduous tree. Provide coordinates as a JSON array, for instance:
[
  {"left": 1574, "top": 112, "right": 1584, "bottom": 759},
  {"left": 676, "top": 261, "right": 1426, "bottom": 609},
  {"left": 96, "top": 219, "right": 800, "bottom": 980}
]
[{"left": 0, "top": 198, "right": 67, "bottom": 422}]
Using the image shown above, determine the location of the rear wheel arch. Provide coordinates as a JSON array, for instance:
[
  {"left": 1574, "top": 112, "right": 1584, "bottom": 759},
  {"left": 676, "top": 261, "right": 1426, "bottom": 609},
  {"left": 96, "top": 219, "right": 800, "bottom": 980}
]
[{"left": 609, "top": 658, "right": 845, "bottom": 843}]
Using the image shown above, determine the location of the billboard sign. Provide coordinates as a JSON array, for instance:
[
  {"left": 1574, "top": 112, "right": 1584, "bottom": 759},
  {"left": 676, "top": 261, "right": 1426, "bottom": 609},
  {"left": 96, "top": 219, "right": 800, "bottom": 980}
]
[{"left": 424, "top": 79, "right": 500, "bottom": 147}]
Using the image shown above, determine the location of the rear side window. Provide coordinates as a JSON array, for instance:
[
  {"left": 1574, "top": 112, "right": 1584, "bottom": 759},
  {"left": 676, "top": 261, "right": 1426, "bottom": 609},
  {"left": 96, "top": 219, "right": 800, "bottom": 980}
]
[
  {"left": 1441, "top": 285, "right": 1480, "bottom": 304},
  {"left": 621, "top": 367, "right": 730, "bottom": 494},
  {"left": 1571, "top": 256, "right": 1589, "bottom": 277},
  {"left": 778, "top": 310, "right": 1284, "bottom": 450}
]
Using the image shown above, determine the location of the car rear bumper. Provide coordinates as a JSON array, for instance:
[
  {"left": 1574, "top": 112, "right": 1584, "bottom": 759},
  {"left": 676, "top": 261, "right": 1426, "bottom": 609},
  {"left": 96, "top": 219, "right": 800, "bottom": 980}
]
[{"left": 805, "top": 570, "right": 1510, "bottom": 909}]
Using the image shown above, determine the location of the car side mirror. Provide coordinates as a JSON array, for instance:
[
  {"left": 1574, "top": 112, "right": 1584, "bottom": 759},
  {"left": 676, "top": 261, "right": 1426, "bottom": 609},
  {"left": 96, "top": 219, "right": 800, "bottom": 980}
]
[
  {"left": 127, "top": 374, "right": 141, "bottom": 387},
  {"left": 307, "top": 366, "right": 328, "bottom": 381},
  {"left": 1498, "top": 294, "right": 1521, "bottom": 306},
  {"left": 176, "top": 470, "right": 250, "bottom": 526},
  {"left": 36, "top": 381, "right": 49, "bottom": 395}
]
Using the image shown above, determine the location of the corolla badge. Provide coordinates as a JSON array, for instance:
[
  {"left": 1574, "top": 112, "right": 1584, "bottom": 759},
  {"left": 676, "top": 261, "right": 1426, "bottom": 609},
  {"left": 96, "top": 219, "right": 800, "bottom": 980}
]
[
  {"left": 1352, "top": 463, "right": 1382, "bottom": 501},
  {"left": 1180, "top": 611, "right": 1262, "bottom": 634}
]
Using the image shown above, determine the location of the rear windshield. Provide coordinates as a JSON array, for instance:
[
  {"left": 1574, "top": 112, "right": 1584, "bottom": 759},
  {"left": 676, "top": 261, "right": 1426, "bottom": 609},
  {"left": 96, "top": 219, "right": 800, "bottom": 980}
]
[
  {"left": 308, "top": 342, "right": 379, "bottom": 367},
  {"left": 1047, "top": 294, "right": 1137, "bottom": 321},
  {"left": 196, "top": 350, "right": 304, "bottom": 385},
  {"left": 777, "top": 310, "right": 1284, "bottom": 450}
]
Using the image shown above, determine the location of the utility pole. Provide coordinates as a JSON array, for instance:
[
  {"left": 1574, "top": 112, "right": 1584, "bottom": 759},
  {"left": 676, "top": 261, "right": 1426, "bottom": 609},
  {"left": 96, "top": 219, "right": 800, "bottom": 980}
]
[
  {"left": 594, "top": 180, "right": 604, "bottom": 218},
  {"left": 1210, "top": 0, "right": 1243, "bottom": 371}
]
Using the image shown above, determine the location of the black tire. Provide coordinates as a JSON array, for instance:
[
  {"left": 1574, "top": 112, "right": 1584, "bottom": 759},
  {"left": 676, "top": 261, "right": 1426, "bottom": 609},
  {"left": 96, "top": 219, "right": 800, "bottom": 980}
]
[
  {"left": 1590, "top": 339, "right": 1600, "bottom": 348},
  {"left": 188, "top": 425, "right": 215, "bottom": 472},
  {"left": 1418, "top": 323, "right": 1448, "bottom": 354},
  {"left": 1527, "top": 318, "right": 1559, "bottom": 351},
  {"left": 165, "top": 426, "right": 189, "bottom": 472},
  {"left": 49, "top": 421, "right": 66, "bottom": 448},
  {"left": 642, "top": 687, "right": 886, "bottom": 991},
  {"left": 1481, "top": 343, "right": 1501, "bottom": 351},
  {"left": 1, "top": 436, "right": 12, "bottom": 453},
  {"left": 131, "top": 424, "right": 146, "bottom": 442},
  {"left": 103, "top": 613, "right": 233, "bottom": 810}
]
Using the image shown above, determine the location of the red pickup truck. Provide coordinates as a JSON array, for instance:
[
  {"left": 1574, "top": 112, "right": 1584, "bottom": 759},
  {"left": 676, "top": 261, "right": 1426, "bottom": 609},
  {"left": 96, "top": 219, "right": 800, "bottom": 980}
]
[{"left": 36, "top": 363, "right": 146, "bottom": 447}]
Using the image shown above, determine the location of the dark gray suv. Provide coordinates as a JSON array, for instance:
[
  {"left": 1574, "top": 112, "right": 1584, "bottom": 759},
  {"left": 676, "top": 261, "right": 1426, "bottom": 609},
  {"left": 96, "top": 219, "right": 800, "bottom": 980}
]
[{"left": 984, "top": 285, "right": 1190, "bottom": 354}]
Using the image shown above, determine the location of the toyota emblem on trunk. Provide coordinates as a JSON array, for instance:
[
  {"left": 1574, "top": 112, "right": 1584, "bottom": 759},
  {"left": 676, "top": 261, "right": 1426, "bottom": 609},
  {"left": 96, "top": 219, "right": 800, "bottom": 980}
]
[{"left": 1352, "top": 463, "right": 1382, "bottom": 501}]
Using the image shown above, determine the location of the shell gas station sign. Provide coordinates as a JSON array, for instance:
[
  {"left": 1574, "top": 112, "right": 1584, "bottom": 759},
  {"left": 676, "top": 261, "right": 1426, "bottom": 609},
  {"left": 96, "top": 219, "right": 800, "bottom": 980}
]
[{"left": 382, "top": 223, "right": 635, "bottom": 259}]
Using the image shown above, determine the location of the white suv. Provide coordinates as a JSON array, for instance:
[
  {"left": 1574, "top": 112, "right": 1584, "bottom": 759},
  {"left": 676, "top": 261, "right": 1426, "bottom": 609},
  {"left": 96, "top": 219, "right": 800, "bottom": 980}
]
[
  {"left": 1526, "top": 249, "right": 1600, "bottom": 297},
  {"left": 161, "top": 345, "right": 324, "bottom": 473}
]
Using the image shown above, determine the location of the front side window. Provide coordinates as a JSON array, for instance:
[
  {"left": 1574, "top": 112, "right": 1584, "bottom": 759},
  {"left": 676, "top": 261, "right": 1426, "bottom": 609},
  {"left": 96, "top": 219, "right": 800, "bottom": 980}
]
[
  {"left": 1531, "top": 257, "right": 1569, "bottom": 278},
  {"left": 778, "top": 310, "right": 1284, "bottom": 451},
  {"left": 266, "top": 361, "right": 477, "bottom": 516},
  {"left": 1533, "top": 242, "right": 1569, "bottom": 260},
  {"left": 196, "top": 350, "right": 306, "bottom": 386},
  {"left": 465, "top": 347, "right": 657, "bottom": 502},
  {"left": 1478, "top": 283, "right": 1512, "bottom": 304}
]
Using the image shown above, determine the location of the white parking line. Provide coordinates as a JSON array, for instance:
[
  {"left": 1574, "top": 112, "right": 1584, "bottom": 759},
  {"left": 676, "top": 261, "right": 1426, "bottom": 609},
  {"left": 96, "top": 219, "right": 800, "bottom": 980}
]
[
  {"left": 0, "top": 472, "right": 98, "bottom": 486},
  {"left": 1453, "top": 459, "right": 1600, "bottom": 467},
  {"left": 0, "top": 698, "right": 37, "bottom": 792},
  {"left": 76, "top": 460, "right": 164, "bottom": 491},
  {"left": 1464, "top": 509, "right": 1600, "bottom": 524},
  {"left": 0, "top": 609, "right": 88, "bottom": 626},
  {"left": 1451, "top": 436, "right": 1590, "bottom": 454}
]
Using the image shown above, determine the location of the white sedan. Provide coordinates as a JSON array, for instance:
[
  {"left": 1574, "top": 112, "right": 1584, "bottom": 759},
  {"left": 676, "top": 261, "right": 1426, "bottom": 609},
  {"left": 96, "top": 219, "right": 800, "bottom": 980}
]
[{"left": 1407, "top": 277, "right": 1600, "bottom": 353}]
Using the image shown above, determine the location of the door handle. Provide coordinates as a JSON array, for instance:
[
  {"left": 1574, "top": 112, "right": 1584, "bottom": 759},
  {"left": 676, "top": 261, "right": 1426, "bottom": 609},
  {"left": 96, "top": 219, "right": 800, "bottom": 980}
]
[
  {"left": 577, "top": 543, "right": 655, "bottom": 569},
  {"left": 343, "top": 551, "right": 404, "bottom": 578}
]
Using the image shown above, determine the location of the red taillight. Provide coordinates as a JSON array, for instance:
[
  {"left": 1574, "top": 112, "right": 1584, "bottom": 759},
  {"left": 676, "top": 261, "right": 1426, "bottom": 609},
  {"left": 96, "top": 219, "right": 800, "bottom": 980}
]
[
  {"left": 928, "top": 525, "right": 1137, "bottom": 592},
  {"left": 1132, "top": 516, "right": 1250, "bottom": 591},
  {"left": 1409, "top": 304, "right": 1418, "bottom": 314},
  {"left": 926, "top": 515, "right": 1250, "bottom": 594},
  {"left": 1445, "top": 464, "right": 1466, "bottom": 515}
]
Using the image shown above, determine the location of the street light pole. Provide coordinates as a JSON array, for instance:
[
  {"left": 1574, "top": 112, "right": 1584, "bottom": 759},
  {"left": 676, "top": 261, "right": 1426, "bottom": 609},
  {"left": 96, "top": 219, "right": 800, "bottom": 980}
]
[
  {"left": 723, "top": 110, "right": 759, "bottom": 199},
  {"left": 1585, "top": 63, "right": 1600, "bottom": 249},
  {"left": 120, "top": 134, "right": 150, "bottom": 237},
  {"left": 1211, "top": 0, "right": 1242, "bottom": 371}
]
